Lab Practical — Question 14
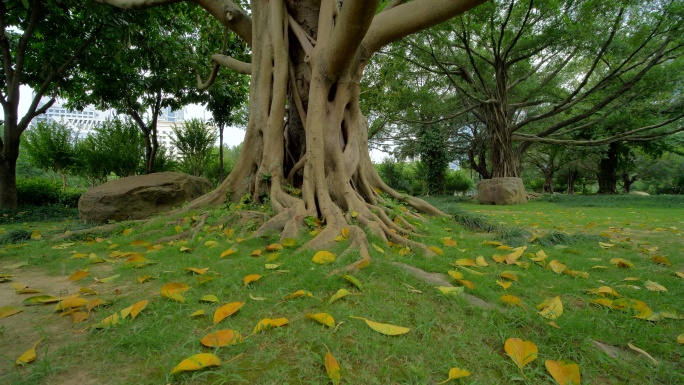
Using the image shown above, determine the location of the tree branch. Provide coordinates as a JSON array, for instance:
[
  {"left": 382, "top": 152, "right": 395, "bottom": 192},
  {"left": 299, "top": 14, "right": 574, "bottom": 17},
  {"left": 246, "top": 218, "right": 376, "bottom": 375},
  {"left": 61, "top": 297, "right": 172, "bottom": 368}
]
[
  {"left": 211, "top": 54, "right": 252, "bottom": 75},
  {"left": 288, "top": 13, "right": 314, "bottom": 60},
  {"left": 325, "top": 0, "right": 379, "bottom": 77},
  {"left": 362, "top": 0, "right": 488, "bottom": 57},
  {"left": 196, "top": 63, "right": 220, "bottom": 90},
  {"left": 12, "top": 3, "right": 41, "bottom": 98}
]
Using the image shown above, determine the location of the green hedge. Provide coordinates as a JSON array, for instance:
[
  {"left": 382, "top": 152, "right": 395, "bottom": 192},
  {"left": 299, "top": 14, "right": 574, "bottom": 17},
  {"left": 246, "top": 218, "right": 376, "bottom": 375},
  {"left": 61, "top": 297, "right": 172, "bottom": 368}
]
[{"left": 16, "top": 178, "right": 84, "bottom": 208}]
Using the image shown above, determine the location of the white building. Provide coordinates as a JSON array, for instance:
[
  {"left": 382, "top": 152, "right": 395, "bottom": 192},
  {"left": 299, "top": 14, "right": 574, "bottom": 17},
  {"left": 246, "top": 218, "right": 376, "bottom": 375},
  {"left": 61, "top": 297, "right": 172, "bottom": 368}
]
[{"left": 32, "top": 100, "right": 109, "bottom": 137}]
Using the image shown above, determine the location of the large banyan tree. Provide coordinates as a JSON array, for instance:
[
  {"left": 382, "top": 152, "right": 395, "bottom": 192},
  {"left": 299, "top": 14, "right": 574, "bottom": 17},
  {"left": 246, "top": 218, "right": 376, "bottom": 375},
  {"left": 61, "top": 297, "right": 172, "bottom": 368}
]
[{"left": 96, "top": 0, "right": 486, "bottom": 266}]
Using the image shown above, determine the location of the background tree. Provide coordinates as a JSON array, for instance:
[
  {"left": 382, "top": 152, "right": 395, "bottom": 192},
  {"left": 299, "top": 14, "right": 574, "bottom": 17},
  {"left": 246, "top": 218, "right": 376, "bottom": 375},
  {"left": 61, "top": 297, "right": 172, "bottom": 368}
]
[
  {"left": 22, "top": 121, "right": 78, "bottom": 189},
  {"left": 97, "top": 0, "right": 488, "bottom": 263},
  {"left": 75, "top": 118, "right": 144, "bottom": 186},
  {"left": 0, "top": 0, "right": 116, "bottom": 207},
  {"left": 68, "top": 4, "right": 213, "bottom": 174},
  {"left": 171, "top": 118, "right": 217, "bottom": 177},
  {"left": 379, "top": 0, "right": 684, "bottom": 186}
]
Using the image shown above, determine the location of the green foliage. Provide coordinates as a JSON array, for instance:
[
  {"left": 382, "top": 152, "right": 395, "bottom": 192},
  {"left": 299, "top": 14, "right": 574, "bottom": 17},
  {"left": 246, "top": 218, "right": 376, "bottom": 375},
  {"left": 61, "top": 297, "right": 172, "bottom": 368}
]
[
  {"left": 444, "top": 170, "right": 475, "bottom": 195},
  {"left": 15, "top": 178, "right": 83, "bottom": 207},
  {"left": 203, "top": 143, "right": 243, "bottom": 185},
  {"left": 75, "top": 118, "right": 144, "bottom": 186},
  {"left": 151, "top": 145, "right": 180, "bottom": 173},
  {"left": 22, "top": 121, "right": 78, "bottom": 187},
  {"left": 417, "top": 125, "right": 449, "bottom": 194},
  {"left": 171, "top": 118, "right": 218, "bottom": 177}
]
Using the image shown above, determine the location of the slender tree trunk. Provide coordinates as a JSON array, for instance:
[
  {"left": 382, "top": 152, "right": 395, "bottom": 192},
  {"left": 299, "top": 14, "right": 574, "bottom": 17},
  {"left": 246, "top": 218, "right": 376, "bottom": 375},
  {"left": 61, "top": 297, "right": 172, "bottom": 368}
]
[
  {"left": 598, "top": 141, "right": 620, "bottom": 194},
  {"left": 218, "top": 124, "right": 225, "bottom": 181},
  {"left": 566, "top": 169, "right": 577, "bottom": 194},
  {"left": 622, "top": 172, "right": 636, "bottom": 193},
  {"left": 543, "top": 171, "right": 554, "bottom": 193}
]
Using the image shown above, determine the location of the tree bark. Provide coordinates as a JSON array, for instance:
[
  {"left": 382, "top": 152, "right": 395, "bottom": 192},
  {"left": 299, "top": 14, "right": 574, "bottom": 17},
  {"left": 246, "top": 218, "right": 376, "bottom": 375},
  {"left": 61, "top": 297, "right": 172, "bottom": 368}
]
[
  {"left": 566, "top": 169, "right": 577, "bottom": 195},
  {"left": 622, "top": 171, "right": 636, "bottom": 193},
  {"left": 218, "top": 123, "right": 225, "bottom": 181},
  {"left": 597, "top": 141, "right": 620, "bottom": 194}
]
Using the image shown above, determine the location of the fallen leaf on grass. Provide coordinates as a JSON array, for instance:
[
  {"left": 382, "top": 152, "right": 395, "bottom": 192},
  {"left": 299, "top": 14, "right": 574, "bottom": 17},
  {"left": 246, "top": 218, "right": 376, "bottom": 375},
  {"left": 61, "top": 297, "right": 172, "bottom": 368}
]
[
  {"left": 475, "top": 256, "right": 489, "bottom": 267},
  {"left": 200, "top": 295, "right": 219, "bottom": 303},
  {"left": 0, "top": 305, "right": 22, "bottom": 318},
  {"left": 649, "top": 255, "right": 671, "bottom": 265},
  {"left": 184, "top": 267, "right": 209, "bottom": 275},
  {"left": 452, "top": 258, "right": 477, "bottom": 267},
  {"left": 447, "top": 270, "right": 463, "bottom": 280},
  {"left": 454, "top": 279, "right": 475, "bottom": 290},
  {"left": 350, "top": 316, "right": 410, "bottom": 335},
  {"left": 599, "top": 242, "right": 615, "bottom": 249},
  {"left": 504, "top": 338, "right": 538, "bottom": 371},
  {"left": 15, "top": 339, "right": 42, "bottom": 366},
  {"left": 243, "top": 274, "right": 262, "bottom": 285},
  {"left": 284, "top": 290, "right": 313, "bottom": 300},
  {"left": 249, "top": 294, "right": 268, "bottom": 301},
  {"left": 171, "top": 353, "right": 221, "bottom": 374},
  {"left": 325, "top": 349, "right": 341, "bottom": 385},
  {"left": 213, "top": 302, "right": 244, "bottom": 324},
  {"left": 200, "top": 329, "right": 242, "bottom": 347},
  {"left": 160, "top": 282, "right": 190, "bottom": 303},
  {"left": 628, "top": 343, "right": 659, "bottom": 365},
  {"left": 428, "top": 246, "right": 444, "bottom": 255},
  {"left": 545, "top": 359, "right": 580, "bottom": 385},
  {"left": 282, "top": 238, "right": 296, "bottom": 247},
  {"left": 72, "top": 311, "right": 88, "bottom": 324},
  {"left": 220, "top": 249, "right": 236, "bottom": 258},
  {"left": 85, "top": 298, "right": 107, "bottom": 311},
  {"left": 437, "top": 367, "right": 471, "bottom": 384},
  {"left": 501, "top": 294, "right": 524, "bottom": 308},
  {"left": 442, "top": 238, "right": 457, "bottom": 247},
  {"left": 610, "top": 258, "right": 634, "bottom": 268},
  {"left": 328, "top": 289, "right": 352, "bottom": 304},
  {"left": 306, "top": 312, "right": 335, "bottom": 327},
  {"left": 122, "top": 228, "right": 133, "bottom": 236},
  {"left": 190, "top": 309, "right": 205, "bottom": 317},
  {"left": 68, "top": 270, "right": 89, "bottom": 281},
  {"left": 499, "top": 271, "right": 519, "bottom": 281},
  {"left": 94, "top": 274, "right": 120, "bottom": 283},
  {"left": 437, "top": 286, "right": 464, "bottom": 295},
  {"left": 677, "top": 334, "right": 684, "bottom": 344},
  {"left": 537, "top": 296, "right": 563, "bottom": 320},
  {"left": 55, "top": 297, "right": 88, "bottom": 311},
  {"left": 586, "top": 286, "right": 619, "bottom": 297},
  {"left": 120, "top": 300, "right": 148, "bottom": 319},
  {"left": 250, "top": 249, "right": 262, "bottom": 257},
  {"left": 547, "top": 260, "right": 567, "bottom": 274},
  {"left": 138, "top": 275, "right": 153, "bottom": 283},
  {"left": 3, "top": 261, "right": 28, "bottom": 269},
  {"left": 254, "top": 317, "right": 289, "bottom": 332},
  {"left": 497, "top": 280, "right": 512, "bottom": 290},
  {"left": 312, "top": 251, "right": 336, "bottom": 264},
  {"left": 22, "top": 295, "right": 56, "bottom": 306},
  {"left": 204, "top": 240, "right": 218, "bottom": 248},
  {"left": 644, "top": 280, "right": 667, "bottom": 292},
  {"left": 340, "top": 274, "right": 363, "bottom": 289},
  {"left": 93, "top": 313, "right": 120, "bottom": 328}
]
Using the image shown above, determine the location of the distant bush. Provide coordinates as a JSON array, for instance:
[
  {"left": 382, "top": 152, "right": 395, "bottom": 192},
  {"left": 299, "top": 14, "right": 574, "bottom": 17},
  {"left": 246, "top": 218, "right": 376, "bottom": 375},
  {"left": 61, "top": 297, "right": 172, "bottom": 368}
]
[
  {"left": 444, "top": 170, "right": 474, "bottom": 195},
  {"left": 16, "top": 178, "right": 84, "bottom": 208}
]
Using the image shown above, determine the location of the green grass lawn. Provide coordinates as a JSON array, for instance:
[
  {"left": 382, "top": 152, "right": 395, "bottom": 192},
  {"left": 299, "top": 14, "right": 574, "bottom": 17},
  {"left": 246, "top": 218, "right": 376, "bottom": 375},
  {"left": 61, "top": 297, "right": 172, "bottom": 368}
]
[{"left": 0, "top": 196, "right": 682, "bottom": 384}]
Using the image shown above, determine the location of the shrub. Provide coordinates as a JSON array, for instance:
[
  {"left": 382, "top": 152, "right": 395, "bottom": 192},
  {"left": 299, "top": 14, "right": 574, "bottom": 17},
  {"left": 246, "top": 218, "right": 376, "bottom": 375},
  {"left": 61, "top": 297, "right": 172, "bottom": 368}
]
[{"left": 15, "top": 178, "right": 83, "bottom": 207}]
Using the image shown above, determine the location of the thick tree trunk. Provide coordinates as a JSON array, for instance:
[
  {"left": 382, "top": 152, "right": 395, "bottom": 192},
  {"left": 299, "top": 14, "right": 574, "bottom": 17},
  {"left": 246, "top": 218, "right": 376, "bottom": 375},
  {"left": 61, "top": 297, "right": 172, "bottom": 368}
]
[
  {"left": 543, "top": 173, "right": 554, "bottom": 193},
  {"left": 180, "top": 0, "right": 461, "bottom": 266},
  {"left": 597, "top": 142, "right": 619, "bottom": 194},
  {"left": 0, "top": 119, "right": 21, "bottom": 208},
  {"left": 219, "top": 124, "right": 225, "bottom": 181}
]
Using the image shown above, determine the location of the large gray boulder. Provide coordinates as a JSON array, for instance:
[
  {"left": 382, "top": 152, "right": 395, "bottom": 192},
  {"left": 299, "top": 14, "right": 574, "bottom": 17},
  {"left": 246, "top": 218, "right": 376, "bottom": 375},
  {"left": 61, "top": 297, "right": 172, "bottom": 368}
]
[
  {"left": 79, "top": 172, "right": 212, "bottom": 224},
  {"left": 477, "top": 177, "right": 527, "bottom": 205},
  {"left": 629, "top": 191, "right": 650, "bottom": 196}
]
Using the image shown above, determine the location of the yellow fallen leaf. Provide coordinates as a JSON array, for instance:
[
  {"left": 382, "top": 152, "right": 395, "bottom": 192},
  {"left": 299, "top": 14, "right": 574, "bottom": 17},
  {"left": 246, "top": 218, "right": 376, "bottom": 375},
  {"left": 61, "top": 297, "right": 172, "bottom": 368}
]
[
  {"left": 537, "top": 296, "right": 563, "bottom": 320},
  {"left": 250, "top": 249, "right": 262, "bottom": 257},
  {"left": 70, "top": 253, "right": 88, "bottom": 259},
  {"left": 138, "top": 275, "right": 153, "bottom": 283},
  {"left": 350, "top": 316, "right": 410, "bottom": 335},
  {"left": 85, "top": 298, "right": 107, "bottom": 311},
  {"left": 190, "top": 309, "right": 205, "bottom": 317},
  {"left": 265, "top": 243, "right": 283, "bottom": 252},
  {"left": 644, "top": 280, "right": 667, "bottom": 292},
  {"left": 284, "top": 290, "right": 313, "bottom": 300},
  {"left": 482, "top": 240, "right": 503, "bottom": 247},
  {"left": 254, "top": 317, "right": 289, "bottom": 332},
  {"left": 545, "top": 359, "right": 580, "bottom": 385},
  {"left": 93, "top": 313, "right": 120, "bottom": 328},
  {"left": 0, "top": 305, "right": 22, "bottom": 318},
  {"left": 500, "top": 294, "right": 523, "bottom": 307},
  {"left": 224, "top": 228, "right": 234, "bottom": 237},
  {"left": 200, "top": 329, "right": 243, "bottom": 347},
  {"left": 475, "top": 256, "right": 489, "bottom": 267},
  {"left": 184, "top": 267, "right": 209, "bottom": 275},
  {"left": 15, "top": 339, "right": 42, "bottom": 366},
  {"left": 429, "top": 246, "right": 444, "bottom": 255},
  {"left": 497, "top": 280, "right": 512, "bottom": 290},
  {"left": 160, "top": 282, "right": 190, "bottom": 303},
  {"left": 623, "top": 277, "right": 640, "bottom": 281},
  {"left": 243, "top": 274, "right": 262, "bottom": 285},
  {"left": 122, "top": 228, "right": 133, "bottom": 236},
  {"left": 504, "top": 338, "right": 538, "bottom": 371},
  {"left": 497, "top": 245, "right": 513, "bottom": 250},
  {"left": 499, "top": 271, "right": 519, "bottom": 282},
  {"left": 340, "top": 227, "right": 350, "bottom": 240},
  {"left": 442, "top": 238, "right": 457, "bottom": 247},
  {"left": 586, "top": 286, "right": 619, "bottom": 297},
  {"left": 204, "top": 240, "right": 218, "bottom": 248},
  {"left": 372, "top": 243, "right": 385, "bottom": 254},
  {"left": 30, "top": 230, "right": 41, "bottom": 239},
  {"left": 281, "top": 238, "right": 296, "bottom": 247},
  {"left": 677, "top": 334, "right": 684, "bottom": 344},
  {"left": 68, "top": 270, "right": 89, "bottom": 281},
  {"left": 200, "top": 295, "right": 220, "bottom": 303},
  {"left": 437, "top": 286, "right": 464, "bottom": 295},
  {"left": 94, "top": 274, "right": 120, "bottom": 283},
  {"left": 328, "top": 288, "right": 352, "bottom": 304},
  {"left": 306, "top": 312, "right": 335, "bottom": 327},
  {"left": 455, "top": 279, "right": 475, "bottom": 290},
  {"left": 171, "top": 353, "right": 221, "bottom": 374},
  {"left": 312, "top": 250, "right": 336, "bottom": 264},
  {"left": 55, "top": 297, "right": 88, "bottom": 311},
  {"left": 453, "top": 258, "right": 477, "bottom": 267},
  {"left": 649, "top": 255, "right": 671, "bottom": 265},
  {"left": 447, "top": 270, "right": 463, "bottom": 280},
  {"left": 179, "top": 246, "right": 192, "bottom": 253},
  {"left": 72, "top": 311, "right": 88, "bottom": 324},
  {"left": 599, "top": 242, "right": 614, "bottom": 248},
  {"left": 220, "top": 249, "right": 237, "bottom": 258},
  {"left": 264, "top": 263, "right": 280, "bottom": 269},
  {"left": 504, "top": 247, "right": 527, "bottom": 264},
  {"left": 675, "top": 271, "right": 684, "bottom": 279},
  {"left": 213, "top": 302, "right": 244, "bottom": 324},
  {"left": 325, "top": 349, "right": 341, "bottom": 385},
  {"left": 340, "top": 274, "right": 363, "bottom": 289},
  {"left": 249, "top": 294, "right": 268, "bottom": 301},
  {"left": 120, "top": 300, "right": 148, "bottom": 320},
  {"left": 548, "top": 260, "right": 567, "bottom": 274},
  {"left": 437, "top": 367, "right": 471, "bottom": 384},
  {"left": 610, "top": 258, "right": 634, "bottom": 268},
  {"left": 548, "top": 321, "right": 561, "bottom": 329},
  {"left": 265, "top": 252, "right": 280, "bottom": 262}
]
